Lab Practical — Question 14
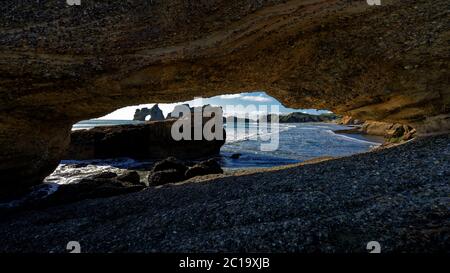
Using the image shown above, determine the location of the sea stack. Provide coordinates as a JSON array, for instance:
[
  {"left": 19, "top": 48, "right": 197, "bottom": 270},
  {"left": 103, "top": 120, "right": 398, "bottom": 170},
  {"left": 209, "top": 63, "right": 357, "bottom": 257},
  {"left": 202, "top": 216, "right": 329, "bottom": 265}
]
[{"left": 133, "top": 104, "right": 165, "bottom": 121}]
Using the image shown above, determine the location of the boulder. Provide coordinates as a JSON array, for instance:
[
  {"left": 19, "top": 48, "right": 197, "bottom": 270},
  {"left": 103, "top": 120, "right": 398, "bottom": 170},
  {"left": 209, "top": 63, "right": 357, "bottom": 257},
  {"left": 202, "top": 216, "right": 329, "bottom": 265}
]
[
  {"left": 385, "top": 124, "right": 416, "bottom": 143},
  {"left": 147, "top": 157, "right": 223, "bottom": 186},
  {"left": 147, "top": 157, "right": 188, "bottom": 186},
  {"left": 360, "top": 121, "right": 394, "bottom": 136},
  {"left": 360, "top": 121, "right": 417, "bottom": 143},
  {"left": 148, "top": 169, "right": 186, "bottom": 186},
  {"left": 90, "top": 171, "right": 118, "bottom": 180},
  {"left": 152, "top": 157, "right": 188, "bottom": 173},
  {"left": 117, "top": 171, "right": 141, "bottom": 185},
  {"left": 65, "top": 119, "right": 225, "bottom": 160},
  {"left": 34, "top": 172, "right": 145, "bottom": 208},
  {"left": 185, "top": 159, "right": 223, "bottom": 179}
]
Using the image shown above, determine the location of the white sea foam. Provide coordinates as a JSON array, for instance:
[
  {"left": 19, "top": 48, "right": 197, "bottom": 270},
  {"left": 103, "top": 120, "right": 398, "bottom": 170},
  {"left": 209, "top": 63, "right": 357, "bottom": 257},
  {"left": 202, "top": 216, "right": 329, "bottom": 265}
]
[{"left": 225, "top": 123, "right": 292, "bottom": 143}]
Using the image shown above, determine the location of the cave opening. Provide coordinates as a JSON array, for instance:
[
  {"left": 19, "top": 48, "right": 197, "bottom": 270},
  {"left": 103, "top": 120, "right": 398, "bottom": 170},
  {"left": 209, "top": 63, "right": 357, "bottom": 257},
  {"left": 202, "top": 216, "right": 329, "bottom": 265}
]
[
  {"left": 0, "top": 0, "right": 447, "bottom": 254},
  {"left": 42, "top": 91, "right": 387, "bottom": 189}
]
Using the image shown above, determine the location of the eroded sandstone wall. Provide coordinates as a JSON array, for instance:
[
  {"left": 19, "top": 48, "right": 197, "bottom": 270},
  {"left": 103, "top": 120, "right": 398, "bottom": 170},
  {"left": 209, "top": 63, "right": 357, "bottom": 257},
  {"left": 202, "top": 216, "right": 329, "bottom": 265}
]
[{"left": 0, "top": 0, "right": 449, "bottom": 194}]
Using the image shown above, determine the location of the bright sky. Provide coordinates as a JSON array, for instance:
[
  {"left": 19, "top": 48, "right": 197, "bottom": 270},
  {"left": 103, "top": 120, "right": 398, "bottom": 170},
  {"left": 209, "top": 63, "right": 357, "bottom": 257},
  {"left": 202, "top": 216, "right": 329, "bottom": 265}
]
[{"left": 98, "top": 92, "right": 331, "bottom": 120}]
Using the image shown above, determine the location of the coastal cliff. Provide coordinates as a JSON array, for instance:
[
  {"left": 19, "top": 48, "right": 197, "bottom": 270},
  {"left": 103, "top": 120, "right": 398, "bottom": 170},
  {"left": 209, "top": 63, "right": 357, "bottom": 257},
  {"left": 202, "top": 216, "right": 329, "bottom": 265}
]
[
  {"left": 224, "top": 112, "right": 339, "bottom": 124},
  {"left": 0, "top": 0, "right": 449, "bottom": 193}
]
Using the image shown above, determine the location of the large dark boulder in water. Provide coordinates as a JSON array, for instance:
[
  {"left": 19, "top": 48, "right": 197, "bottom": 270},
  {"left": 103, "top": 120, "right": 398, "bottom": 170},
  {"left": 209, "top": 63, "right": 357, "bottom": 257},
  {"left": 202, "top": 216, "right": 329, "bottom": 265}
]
[
  {"left": 185, "top": 159, "right": 223, "bottom": 179},
  {"left": 147, "top": 157, "right": 223, "bottom": 186},
  {"left": 147, "top": 157, "right": 189, "bottom": 186},
  {"left": 65, "top": 119, "right": 225, "bottom": 160},
  {"left": 91, "top": 171, "right": 118, "bottom": 179},
  {"left": 117, "top": 171, "right": 141, "bottom": 185},
  {"left": 152, "top": 157, "right": 188, "bottom": 173}
]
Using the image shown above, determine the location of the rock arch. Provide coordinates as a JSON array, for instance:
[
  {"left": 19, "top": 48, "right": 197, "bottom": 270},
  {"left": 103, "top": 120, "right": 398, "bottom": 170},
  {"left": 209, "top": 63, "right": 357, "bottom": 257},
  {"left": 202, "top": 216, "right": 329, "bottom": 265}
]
[
  {"left": 133, "top": 104, "right": 165, "bottom": 121},
  {"left": 0, "top": 0, "right": 448, "bottom": 195}
]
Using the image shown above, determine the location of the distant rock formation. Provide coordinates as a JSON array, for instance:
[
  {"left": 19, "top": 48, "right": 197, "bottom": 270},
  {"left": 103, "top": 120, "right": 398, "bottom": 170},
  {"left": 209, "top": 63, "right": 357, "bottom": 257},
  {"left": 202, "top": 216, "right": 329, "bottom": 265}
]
[
  {"left": 35, "top": 171, "right": 146, "bottom": 208},
  {"left": 133, "top": 104, "right": 165, "bottom": 121},
  {"left": 65, "top": 119, "right": 225, "bottom": 161},
  {"left": 277, "top": 112, "right": 339, "bottom": 123},
  {"left": 222, "top": 112, "right": 339, "bottom": 124}
]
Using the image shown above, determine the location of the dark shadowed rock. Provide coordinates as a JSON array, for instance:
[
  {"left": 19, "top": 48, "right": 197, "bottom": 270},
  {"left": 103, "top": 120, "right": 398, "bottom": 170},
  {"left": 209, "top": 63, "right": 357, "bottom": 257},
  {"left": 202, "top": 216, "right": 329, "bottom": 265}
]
[
  {"left": 147, "top": 157, "right": 189, "bottom": 186},
  {"left": 152, "top": 157, "right": 188, "bottom": 174},
  {"left": 24, "top": 173, "right": 146, "bottom": 209},
  {"left": 147, "top": 158, "right": 223, "bottom": 185},
  {"left": 0, "top": 171, "right": 146, "bottom": 213},
  {"left": 41, "top": 179, "right": 144, "bottom": 207},
  {"left": 90, "top": 171, "right": 118, "bottom": 180},
  {"left": 185, "top": 159, "right": 223, "bottom": 179},
  {"left": 65, "top": 119, "right": 225, "bottom": 161},
  {"left": 148, "top": 169, "right": 186, "bottom": 186},
  {"left": 385, "top": 124, "right": 416, "bottom": 143},
  {"left": 117, "top": 171, "right": 142, "bottom": 185}
]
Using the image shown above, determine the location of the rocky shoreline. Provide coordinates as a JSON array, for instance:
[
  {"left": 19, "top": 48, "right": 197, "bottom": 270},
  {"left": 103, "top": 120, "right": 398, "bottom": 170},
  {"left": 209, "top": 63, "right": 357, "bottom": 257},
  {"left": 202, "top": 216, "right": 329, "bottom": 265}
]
[
  {"left": 0, "top": 134, "right": 448, "bottom": 253},
  {"left": 334, "top": 117, "right": 417, "bottom": 144},
  {"left": 0, "top": 158, "right": 225, "bottom": 215}
]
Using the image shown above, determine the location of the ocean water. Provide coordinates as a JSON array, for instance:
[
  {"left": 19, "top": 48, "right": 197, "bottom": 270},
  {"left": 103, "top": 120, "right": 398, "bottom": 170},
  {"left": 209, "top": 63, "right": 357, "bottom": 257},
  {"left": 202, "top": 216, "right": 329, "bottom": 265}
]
[
  {"left": 72, "top": 119, "right": 144, "bottom": 130},
  {"left": 221, "top": 122, "right": 382, "bottom": 168}
]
